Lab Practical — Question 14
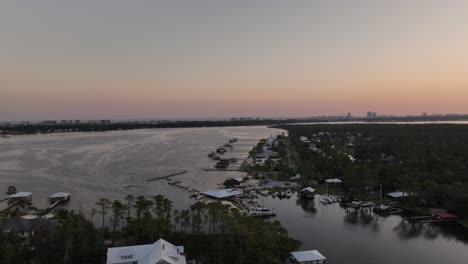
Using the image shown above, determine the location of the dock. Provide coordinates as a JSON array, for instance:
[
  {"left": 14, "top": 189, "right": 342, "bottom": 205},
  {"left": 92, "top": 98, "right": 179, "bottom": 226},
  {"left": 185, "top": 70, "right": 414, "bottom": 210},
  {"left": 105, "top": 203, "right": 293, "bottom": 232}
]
[
  {"left": 202, "top": 167, "right": 242, "bottom": 172},
  {"left": 0, "top": 200, "right": 21, "bottom": 213},
  {"left": 147, "top": 170, "right": 188, "bottom": 182},
  {"left": 42, "top": 192, "right": 71, "bottom": 214}
]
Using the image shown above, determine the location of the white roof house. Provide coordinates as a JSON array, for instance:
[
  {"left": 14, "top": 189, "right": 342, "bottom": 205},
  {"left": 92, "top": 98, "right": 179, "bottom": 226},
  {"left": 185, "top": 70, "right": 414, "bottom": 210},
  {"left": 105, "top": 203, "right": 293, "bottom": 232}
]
[
  {"left": 106, "top": 238, "right": 186, "bottom": 264},
  {"left": 202, "top": 189, "right": 242, "bottom": 199},
  {"left": 300, "top": 187, "right": 316, "bottom": 194},
  {"left": 291, "top": 250, "right": 326, "bottom": 264},
  {"left": 325, "top": 178, "right": 342, "bottom": 184},
  {"left": 387, "top": 191, "right": 414, "bottom": 199},
  {"left": 290, "top": 174, "right": 301, "bottom": 180}
]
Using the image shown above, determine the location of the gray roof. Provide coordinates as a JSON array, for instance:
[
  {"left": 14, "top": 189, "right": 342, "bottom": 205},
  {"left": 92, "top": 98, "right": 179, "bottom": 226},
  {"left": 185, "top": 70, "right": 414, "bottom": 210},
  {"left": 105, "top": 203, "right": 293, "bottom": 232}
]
[
  {"left": 291, "top": 250, "right": 326, "bottom": 262},
  {"left": 300, "top": 187, "right": 316, "bottom": 193},
  {"left": 50, "top": 192, "right": 70, "bottom": 198},
  {"left": 202, "top": 189, "right": 242, "bottom": 199},
  {"left": 9, "top": 192, "right": 32, "bottom": 198},
  {"left": 2, "top": 217, "right": 56, "bottom": 233}
]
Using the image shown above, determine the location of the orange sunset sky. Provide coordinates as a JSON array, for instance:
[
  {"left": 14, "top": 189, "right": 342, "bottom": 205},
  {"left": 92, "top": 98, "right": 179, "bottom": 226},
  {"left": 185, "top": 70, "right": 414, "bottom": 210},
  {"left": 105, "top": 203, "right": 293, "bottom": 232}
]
[{"left": 1, "top": 0, "right": 468, "bottom": 120}]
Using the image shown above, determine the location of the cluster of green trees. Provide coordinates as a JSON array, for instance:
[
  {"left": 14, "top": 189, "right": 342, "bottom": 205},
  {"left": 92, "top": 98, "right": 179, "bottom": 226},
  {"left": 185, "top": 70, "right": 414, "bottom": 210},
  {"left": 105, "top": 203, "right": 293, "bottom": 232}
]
[
  {"left": 1, "top": 195, "right": 299, "bottom": 264},
  {"left": 282, "top": 124, "right": 468, "bottom": 217}
]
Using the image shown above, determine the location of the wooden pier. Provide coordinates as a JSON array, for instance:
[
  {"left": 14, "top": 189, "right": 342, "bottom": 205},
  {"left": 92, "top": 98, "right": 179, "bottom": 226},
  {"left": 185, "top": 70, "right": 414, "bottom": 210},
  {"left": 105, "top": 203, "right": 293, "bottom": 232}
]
[
  {"left": 0, "top": 200, "right": 21, "bottom": 213},
  {"left": 202, "top": 167, "right": 242, "bottom": 172},
  {"left": 147, "top": 170, "right": 188, "bottom": 182}
]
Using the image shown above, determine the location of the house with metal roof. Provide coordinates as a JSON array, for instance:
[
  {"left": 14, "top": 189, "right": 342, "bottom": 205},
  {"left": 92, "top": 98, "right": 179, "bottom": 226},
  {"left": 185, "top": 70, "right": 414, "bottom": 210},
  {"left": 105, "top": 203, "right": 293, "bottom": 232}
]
[
  {"left": 106, "top": 238, "right": 186, "bottom": 264},
  {"left": 8, "top": 192, "right": 32, "bottom": 201},
  {"left": 201, "top": 189, "right": 242, "bottom": 199},
  {"left": 325, "top": 179, "right": 342, "bottom": 184},
  {"left": 387, "top": 191, "right": 414, "bottom": 199}
]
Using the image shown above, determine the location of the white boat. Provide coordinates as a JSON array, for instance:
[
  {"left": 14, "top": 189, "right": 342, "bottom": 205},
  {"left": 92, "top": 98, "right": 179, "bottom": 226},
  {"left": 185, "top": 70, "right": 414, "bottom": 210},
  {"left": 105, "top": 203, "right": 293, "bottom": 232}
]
[
  {"left": 249, "top": 207, "right": 276, "bottom": 217},
  {"left": 319, "top": 196, "right": 331, "bottom": 204}
]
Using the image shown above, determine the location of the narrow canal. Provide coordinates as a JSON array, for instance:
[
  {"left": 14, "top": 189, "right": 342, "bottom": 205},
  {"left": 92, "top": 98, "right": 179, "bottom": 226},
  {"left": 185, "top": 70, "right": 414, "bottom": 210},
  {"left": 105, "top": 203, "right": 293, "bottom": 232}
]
[{"left": 258, "top": 194, "right": 468, "bottom": 264}]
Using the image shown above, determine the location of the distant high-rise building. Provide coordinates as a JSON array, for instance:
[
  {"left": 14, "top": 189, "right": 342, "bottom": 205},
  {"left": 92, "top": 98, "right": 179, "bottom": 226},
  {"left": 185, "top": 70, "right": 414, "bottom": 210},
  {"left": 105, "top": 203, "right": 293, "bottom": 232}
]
[
  {"left": 347, "top": 113, "right": 351, "bottom": 118},
  {"left": 367, "top": 111, "right": 377, "bottom": 119}
]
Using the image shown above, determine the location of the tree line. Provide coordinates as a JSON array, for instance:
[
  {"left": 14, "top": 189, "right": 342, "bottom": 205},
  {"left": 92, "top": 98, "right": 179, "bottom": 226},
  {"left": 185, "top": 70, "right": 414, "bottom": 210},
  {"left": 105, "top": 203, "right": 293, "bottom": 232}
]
[
  {"left": 1, "top": 194, "right": 299, "bottom": 264},
  {"left": 281, "top": 124, "right": 468, "bottom": 217}
]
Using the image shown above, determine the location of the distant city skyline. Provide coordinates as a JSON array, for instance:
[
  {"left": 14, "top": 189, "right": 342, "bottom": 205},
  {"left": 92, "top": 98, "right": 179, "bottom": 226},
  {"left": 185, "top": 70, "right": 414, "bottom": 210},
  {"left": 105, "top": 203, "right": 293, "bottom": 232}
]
[{"left": 2, "top": 1, "right": 468, "bottom": 120}]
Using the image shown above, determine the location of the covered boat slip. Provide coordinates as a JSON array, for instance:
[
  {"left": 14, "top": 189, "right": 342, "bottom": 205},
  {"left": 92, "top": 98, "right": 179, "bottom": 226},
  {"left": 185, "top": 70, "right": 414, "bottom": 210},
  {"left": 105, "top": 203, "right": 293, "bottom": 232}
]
[
  {"left": 8, "top": 192, "right": 33, "bottom": 201},
  {"left": 49, "top": 192, "right": 71, "bottom": 201},
  {"left": 288, "top": 250, "right": 326, "bottom": 264}
]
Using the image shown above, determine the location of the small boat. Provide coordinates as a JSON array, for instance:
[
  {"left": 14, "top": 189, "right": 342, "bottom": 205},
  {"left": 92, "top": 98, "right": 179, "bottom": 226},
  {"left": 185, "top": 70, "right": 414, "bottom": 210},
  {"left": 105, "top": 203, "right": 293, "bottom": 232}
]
[
  {"left": 360, "top": 201, "right": 374, "bottom": 207},
  {"left": 373, "top": 204, "right": 391, "bottom": 213},
  {"left": 249, "top": 207, "right": 276, "bottom": 217},
  {"left": 319, "top": 196, "right": 330, "bottom": 204},
  {"left": 347, "top": 201, "right": 361, "bottom": 209}
]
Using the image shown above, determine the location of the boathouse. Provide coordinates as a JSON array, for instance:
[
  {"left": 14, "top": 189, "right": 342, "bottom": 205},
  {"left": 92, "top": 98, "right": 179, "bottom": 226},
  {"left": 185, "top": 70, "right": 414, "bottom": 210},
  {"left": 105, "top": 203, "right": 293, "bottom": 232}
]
[
  {"left": 289, "top": 250, "right": 326, "bottom": 264},
  {"left": 49, "top": 192, "right": 71, "bottom": 202},
  {"left": 300, "top": 187, "right": 316, "bottom": 199},
  {"left": 8, "top": 192, "right": 32, "bottom": 202},
  {"left": 106, "top": 238, "right": 186, "bottom": 264},
  {"left": 433, "top": 211, "right": 458, "bottom": 220}
]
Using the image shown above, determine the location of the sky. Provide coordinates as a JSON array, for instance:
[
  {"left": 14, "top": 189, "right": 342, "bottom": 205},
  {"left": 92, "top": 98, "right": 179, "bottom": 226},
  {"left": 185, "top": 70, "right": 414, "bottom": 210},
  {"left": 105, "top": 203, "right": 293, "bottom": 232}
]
[{"left": 1, "top": 0, "right": 468, "bottom": 121}]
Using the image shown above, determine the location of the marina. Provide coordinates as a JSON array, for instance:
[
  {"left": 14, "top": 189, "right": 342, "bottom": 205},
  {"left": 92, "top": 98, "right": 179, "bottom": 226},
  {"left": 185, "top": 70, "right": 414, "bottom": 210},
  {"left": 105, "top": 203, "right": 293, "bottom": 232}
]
[{"left": 1, "top": 126, "right": 468, "bottom": 263}]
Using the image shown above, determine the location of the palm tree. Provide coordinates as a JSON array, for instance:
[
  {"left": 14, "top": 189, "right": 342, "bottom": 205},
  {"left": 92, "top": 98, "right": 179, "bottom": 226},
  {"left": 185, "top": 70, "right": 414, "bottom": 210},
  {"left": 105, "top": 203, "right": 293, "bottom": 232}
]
[
  {"left": 133, "top": 196, "right": 153, "bottom": 219},
  {"left": 6, "top": 185, "right": 17, "bottom": 205},
  {"left": 111, "top": 200, "right": 125, "bottom": 232},
  {"left": 91, "top": 208, "right": 97, "bottom": 223},
  {"left": 96, "top": 198, "right": 111, "bottom": 229},
  {"left": 124, "top": 194, "right": 135, "bottom": 226}
]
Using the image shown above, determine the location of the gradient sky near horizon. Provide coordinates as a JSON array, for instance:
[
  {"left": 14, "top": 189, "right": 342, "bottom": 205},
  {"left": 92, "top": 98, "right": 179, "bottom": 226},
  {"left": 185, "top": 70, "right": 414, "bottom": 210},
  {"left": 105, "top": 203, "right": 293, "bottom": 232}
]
[{"left": 1, "top": 0, "right": 468, "bottom": 120}]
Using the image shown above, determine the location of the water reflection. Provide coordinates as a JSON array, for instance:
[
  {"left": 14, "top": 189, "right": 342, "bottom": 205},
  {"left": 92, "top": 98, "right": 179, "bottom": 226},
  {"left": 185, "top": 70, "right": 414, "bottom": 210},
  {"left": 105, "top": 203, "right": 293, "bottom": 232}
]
[
  {"left": 343, "top": 208, "right": 379, "bottom": 231},
  {"left": 262, "top": 194, "right": 468, "bottom": 264},
  {"left": 295, "top": 198, "right": 317, "bottom": 214}
]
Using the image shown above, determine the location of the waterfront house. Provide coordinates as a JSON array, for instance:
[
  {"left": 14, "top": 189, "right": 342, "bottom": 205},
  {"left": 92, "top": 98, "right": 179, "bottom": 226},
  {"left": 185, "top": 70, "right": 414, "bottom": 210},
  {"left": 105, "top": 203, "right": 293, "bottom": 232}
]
[
  {"left": 289, "top": 250, "right": 326, "bottom": 264},
  {"left": 1, "top": 216, "right": 57, "bottom": 239},
  {"left": 106, "top": 238, "right": 186, "bottom": 264},
  {"left": 387, "top": 191, "right": 414, "bottom": 199},
  {"left": 325, "top": 179, "right": 342, "bottom": 184}
]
